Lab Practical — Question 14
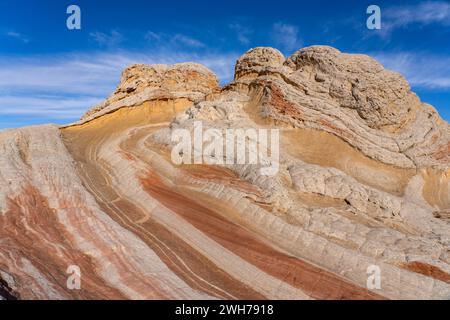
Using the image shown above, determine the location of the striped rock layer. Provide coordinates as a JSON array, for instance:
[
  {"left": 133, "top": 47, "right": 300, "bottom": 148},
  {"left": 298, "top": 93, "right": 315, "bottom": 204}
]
[{"left": 1, "top": 46, "right": 449, "bottom": 300}]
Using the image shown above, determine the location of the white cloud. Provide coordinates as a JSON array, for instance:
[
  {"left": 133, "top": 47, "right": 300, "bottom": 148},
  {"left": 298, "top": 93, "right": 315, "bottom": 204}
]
[
  {"left": 145, "top": 31, "right": 205, "bottom": 48},
  {"left": 0, "top": 96, "right": 101, "bottom": 118},
  {"left": 89, "top": 30, "right": 123, "bottom": 47},
  {"left": 373, "top": 51, "right": 450, "bottom": 89},
  {"left": 0, "top": 50, "right": 239, "bottom": 125},
  {"left": 372, "top": 1, "right": 450, "bottom": 37},
  {"left": 172, "top": 34, "right": 205, "bottom": 48},
  {"left": 229, "top": 23, "right": 253, "bottom": 45},
  {"left": 271, "top": 22, "right": 302, "bottom": 53},
  {"left": 5, "top": 31, "right": 29, "bottom": 43},
  {"left": 385, "top": 1, "right": 450, "bottom": 27},
  {"left": 145, "top": 31, "right": 162, "bottom": 42}
]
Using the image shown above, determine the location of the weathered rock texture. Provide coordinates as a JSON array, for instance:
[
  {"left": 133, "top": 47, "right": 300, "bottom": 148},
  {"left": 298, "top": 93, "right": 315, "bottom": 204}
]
[{"left": 0, "top": 46, "right": 449, "bottom": 300}]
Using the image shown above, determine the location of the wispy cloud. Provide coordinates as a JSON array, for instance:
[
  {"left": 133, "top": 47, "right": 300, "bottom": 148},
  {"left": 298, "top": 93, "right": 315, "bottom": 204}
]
[
  {"left": 5, "top": 31, "right": 29, "bottom": 43},
  {"left": 373, "top": 51, "right": 450, "bottom": 89},
  {"left": 371, "top": 1, "right": 450, "bottom": 38},
  {"left": 0, "top": 50, "right": 238, "bottom": 126},
  {"left": 270, "top": 22, "right": 302, "bottom": 53},
  {"left": 0, "top": 96, "right": 101, "bottom": 118},
  {"left": 145, "top": 31, "right": 205, "bottom": 48},
  {"left": 172, "top": 34, "right": 205, "bottom": 48},
  {"left": 229, "top": 23, "right": 253, "bottom": 45},
  {"left": 145, "top": 31, "right": 162, "bottom": 42},
  {"left": 89, "top": 30, "right": 123, "bottom": 47},
  {"left": 385, "top": 1, "right": 450, "bottom": 27}
]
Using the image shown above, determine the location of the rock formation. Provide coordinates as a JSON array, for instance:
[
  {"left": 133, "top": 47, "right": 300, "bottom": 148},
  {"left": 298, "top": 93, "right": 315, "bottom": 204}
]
[{"left": 0, "top": 46, "right": 449, "bottom": 300}]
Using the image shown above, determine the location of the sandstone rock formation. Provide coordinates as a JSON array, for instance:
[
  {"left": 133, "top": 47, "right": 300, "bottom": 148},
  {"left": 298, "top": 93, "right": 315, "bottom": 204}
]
[{"left": 0, "top": 46, "right": 449, "bottom": 300}]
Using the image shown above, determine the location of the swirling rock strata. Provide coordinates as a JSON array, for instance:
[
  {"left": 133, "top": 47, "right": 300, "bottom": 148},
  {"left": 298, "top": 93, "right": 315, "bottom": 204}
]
[{"left": 0, "top": 47, "right": 449, "bottom": 300}]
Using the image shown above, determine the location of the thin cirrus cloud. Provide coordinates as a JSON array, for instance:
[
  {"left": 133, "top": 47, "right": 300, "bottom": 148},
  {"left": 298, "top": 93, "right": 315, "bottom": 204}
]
[
  {"left": 372, "top": 1, "right": 450, "bottom": 37},
  {"left": 5, "top": 31, "right": 29, "bottom": 43},
  {"left": 385, "top": 1, "right": 450, "bottom": 27},
  {"left": 89, "top": 30, "right": 124, "bottom": 47},
  {"left": 270, "top": 22, "right": 302, "bottom": 53},
  {"left": 373, "top": 51, "right": 450, "bottom": 89},
  {"left": 228, "top": 23, "right": 253, "bottom": 45},
  {"left": 145, "top": 31, "right": 205, "bottom": 48},
  {"left": 0, "top": 96, "right": 101, "bottom": 118},
  {"left": 0, "top": 50, "right": 239, "bottom": 128}
]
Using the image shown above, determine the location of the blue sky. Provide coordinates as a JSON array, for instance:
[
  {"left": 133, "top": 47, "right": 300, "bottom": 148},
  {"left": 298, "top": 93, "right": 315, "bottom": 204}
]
[{"left": 1, "top": 0, "right": 450, "bottom": 128}]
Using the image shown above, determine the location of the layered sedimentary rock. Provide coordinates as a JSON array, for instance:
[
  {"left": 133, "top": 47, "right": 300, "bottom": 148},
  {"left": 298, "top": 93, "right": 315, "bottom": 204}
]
[{"left": 0, "top": 46, "right": 449, "bottom": 300}]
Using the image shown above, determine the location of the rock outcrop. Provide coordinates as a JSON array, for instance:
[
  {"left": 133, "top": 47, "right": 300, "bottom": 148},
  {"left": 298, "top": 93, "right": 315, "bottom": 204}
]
[
  {"left": 81, "top": 63, "right": 219, "bottom": 122},
  {"left": 0, "top": 46, "right": 449, "bottom": 300}
]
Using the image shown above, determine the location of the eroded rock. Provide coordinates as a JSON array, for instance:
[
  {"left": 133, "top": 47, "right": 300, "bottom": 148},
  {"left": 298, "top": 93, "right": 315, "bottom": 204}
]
[{"left": 0, "top": 45, "right": 449, "bottom": 300}]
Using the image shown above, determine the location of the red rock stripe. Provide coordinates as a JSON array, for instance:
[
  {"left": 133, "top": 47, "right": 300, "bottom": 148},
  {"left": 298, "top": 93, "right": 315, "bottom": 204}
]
[
  {"left": 0, "top": 185, "right": 126, "bottom": 300},
  {"left": 140, "top": 170, "right": 385, "bottom": 300},
  {"left": 400, "top": 262, "right": 450, "bottom": 284}
]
